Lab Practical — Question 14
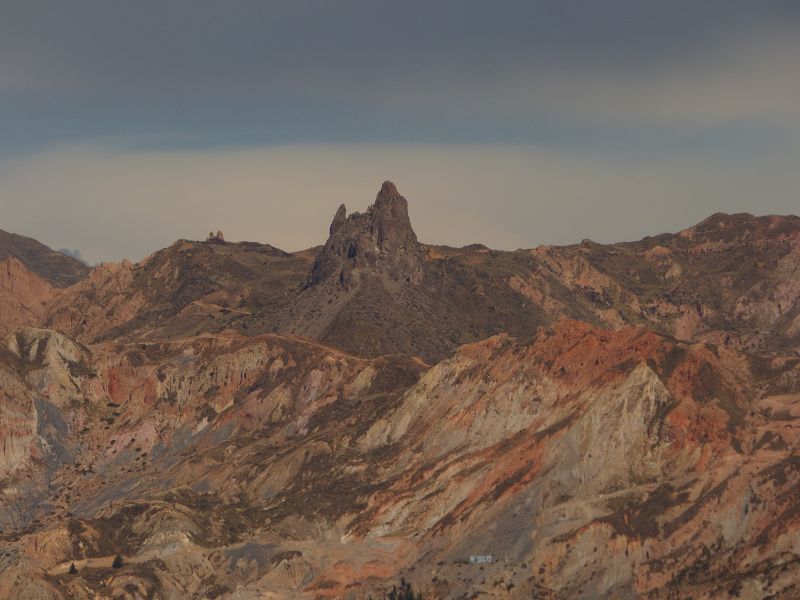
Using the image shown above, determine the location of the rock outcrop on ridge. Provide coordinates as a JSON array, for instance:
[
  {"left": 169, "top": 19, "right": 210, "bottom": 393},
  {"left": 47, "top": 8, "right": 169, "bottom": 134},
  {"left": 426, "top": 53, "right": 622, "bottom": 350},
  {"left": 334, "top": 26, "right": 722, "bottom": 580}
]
[{"left": 308, "top": 181, "right": 424, "bottom": 288}]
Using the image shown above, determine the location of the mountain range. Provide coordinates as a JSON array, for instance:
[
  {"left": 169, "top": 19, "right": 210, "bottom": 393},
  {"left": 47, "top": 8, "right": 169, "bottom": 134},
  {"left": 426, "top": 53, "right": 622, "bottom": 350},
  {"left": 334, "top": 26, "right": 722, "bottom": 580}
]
[{"left": 1, "top": 182, "right": 799, "bottom": 599}]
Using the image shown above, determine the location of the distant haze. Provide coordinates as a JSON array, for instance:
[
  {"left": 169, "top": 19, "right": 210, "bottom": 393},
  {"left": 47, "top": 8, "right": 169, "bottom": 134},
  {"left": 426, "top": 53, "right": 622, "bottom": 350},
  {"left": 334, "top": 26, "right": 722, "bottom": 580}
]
[
  {"left": 1, "top": 1, "right": 798, "bottom": 263},
  {"left": 57, "top": 248, "right": 87, "bottom": 265}
]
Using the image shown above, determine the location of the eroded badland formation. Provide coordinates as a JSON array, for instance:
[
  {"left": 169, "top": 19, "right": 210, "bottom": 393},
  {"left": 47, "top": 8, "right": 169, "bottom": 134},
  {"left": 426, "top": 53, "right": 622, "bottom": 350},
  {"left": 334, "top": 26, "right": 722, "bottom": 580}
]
[{"left": 1, "top": 182, "right": 800, "bottom": 599}]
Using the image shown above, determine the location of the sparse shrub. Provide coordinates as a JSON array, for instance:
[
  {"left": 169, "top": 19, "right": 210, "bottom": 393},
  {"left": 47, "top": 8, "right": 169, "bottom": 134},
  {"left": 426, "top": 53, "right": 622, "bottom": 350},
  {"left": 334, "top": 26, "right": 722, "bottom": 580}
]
[
  {"left": 384, "top": 576, "right": 422, "bottom": 600},
  {"left": 68, "top": 562, "right": 78, "bottom": 574},
  {"left": 112, "top": 555, "right": 124, "bottom": 569}
]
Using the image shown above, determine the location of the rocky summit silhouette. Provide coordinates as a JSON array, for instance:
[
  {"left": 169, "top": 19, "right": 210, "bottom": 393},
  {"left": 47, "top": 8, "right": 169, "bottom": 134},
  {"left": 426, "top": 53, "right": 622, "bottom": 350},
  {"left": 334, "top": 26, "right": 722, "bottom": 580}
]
[
  {"left": 308, "top": 181, "right": 424, "bottom": 288},
  {"left": 0, "top": 182, "right": 799, "bottom": 599}
]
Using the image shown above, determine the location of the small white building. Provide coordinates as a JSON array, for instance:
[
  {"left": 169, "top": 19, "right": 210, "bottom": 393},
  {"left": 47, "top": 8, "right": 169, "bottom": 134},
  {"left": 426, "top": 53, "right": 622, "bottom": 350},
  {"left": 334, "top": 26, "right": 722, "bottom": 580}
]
[{"left": 469, "top": 555, "right": 493, "bottom": 564}]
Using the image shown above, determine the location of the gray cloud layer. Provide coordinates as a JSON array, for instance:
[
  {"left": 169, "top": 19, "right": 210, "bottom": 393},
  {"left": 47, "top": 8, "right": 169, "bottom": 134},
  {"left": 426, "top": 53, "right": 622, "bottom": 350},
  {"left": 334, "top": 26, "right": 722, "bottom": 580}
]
[
  {"left": 0, "top": 2, "right": 798, "bottom": 261},
  {"left": 2, "top": 1, "right": 799, "bottom": 149}
]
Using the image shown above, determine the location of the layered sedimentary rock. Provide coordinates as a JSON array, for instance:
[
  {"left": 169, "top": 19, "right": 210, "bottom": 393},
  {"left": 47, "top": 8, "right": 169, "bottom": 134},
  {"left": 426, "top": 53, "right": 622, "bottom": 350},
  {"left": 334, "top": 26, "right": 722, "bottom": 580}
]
[
  {"left": 0, "top": 258, "right": 56, "bottom": 338},
  {"left": 1, "top": 320, "right": 798, "bottom": 598},
  {"left": 0, "top": 184, "right": 799, "bottom": 598}
]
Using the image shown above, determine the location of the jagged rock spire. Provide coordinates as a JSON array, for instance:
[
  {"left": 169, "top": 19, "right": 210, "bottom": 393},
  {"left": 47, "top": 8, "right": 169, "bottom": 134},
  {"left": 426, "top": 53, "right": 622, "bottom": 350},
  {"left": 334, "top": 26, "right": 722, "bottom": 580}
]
[
  {"left": 308, "top": 181, "right": 423, "bottom": 288},
  {"left": 330, "top": 204, "right": 347, "bottom": 236}
]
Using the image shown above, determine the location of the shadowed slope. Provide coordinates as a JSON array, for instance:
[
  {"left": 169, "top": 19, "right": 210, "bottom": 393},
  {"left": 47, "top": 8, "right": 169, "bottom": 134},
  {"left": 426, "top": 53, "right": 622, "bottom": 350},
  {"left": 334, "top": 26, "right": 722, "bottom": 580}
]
[{"left": 0, "top": 229, "right": 89, "bottom": 287}]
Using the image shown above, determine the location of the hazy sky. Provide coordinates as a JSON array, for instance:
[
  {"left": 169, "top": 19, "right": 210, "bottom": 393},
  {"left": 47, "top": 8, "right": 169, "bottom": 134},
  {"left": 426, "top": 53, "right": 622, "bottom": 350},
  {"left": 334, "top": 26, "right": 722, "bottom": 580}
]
[{"left": 1, "top": 1, "right": 799, "bottom": 263}]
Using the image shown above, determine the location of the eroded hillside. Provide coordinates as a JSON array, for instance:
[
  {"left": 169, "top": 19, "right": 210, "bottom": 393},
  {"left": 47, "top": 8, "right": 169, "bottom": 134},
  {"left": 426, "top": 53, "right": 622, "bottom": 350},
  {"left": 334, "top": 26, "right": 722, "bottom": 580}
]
[{"left": 1, "top": 183, "right": 799, "bottom": 599}]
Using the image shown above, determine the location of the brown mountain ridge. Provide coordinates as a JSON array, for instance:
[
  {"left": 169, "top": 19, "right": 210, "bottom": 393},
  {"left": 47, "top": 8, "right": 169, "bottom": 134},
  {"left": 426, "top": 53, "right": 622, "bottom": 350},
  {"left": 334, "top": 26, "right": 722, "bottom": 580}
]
[
  {"left": 0, "top": 229, "right": 89, "bottom": 287},
  {"left": 30, "top": 183, "right": 800, "bottom": 362}
]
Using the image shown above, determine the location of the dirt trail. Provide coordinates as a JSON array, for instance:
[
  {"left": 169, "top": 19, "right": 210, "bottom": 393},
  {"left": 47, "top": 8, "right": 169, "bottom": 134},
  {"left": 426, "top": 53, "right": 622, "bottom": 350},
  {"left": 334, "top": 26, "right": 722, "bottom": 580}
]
[{"left": 48, "top": 555, "right": 134, "bottom": 575}]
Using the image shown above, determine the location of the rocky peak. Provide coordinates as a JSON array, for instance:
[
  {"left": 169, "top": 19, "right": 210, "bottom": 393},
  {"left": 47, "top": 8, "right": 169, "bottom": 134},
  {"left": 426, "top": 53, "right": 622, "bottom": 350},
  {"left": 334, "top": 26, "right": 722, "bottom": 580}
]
[
  {"left": 0, "top": 258, "right": 56, "bottom": 338},
  {"left": 330, "top": 204, "right": 347, "bottom": 236},
  {"left": 308, "top": 181, "right": 423, "bottom": 287},
  {"left": 370, "top": 181, "right": 417, "bottom": 251}
]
